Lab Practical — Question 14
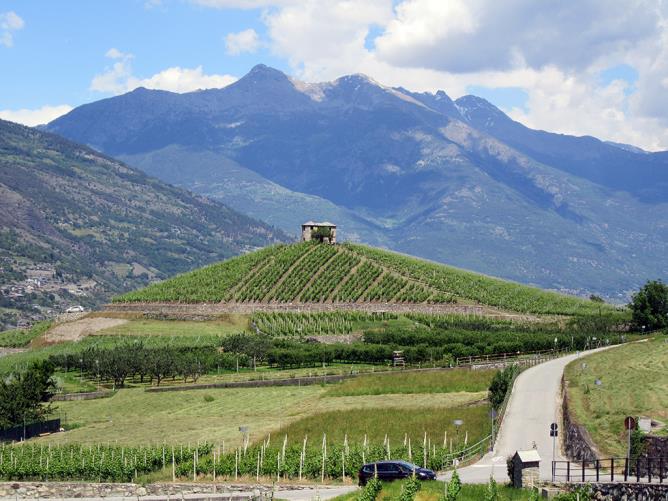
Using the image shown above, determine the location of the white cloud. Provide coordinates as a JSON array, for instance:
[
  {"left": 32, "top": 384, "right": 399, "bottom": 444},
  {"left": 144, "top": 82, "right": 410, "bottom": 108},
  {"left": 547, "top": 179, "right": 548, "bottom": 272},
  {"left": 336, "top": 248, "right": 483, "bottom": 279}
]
[
  {"left": 375, "top": 0, "right": 660, "bottom": 73},
  {"left": 137, "top": 66, "right": 237, "bottom": 92},
  {"left": 225, "top": 28, "right": 260, "bottom": 55},
  {"left": 105, "top": 47, "right": 127, "bottom": 59},
  {"left": 90, "top": 48, "right": 237, "bottom": 94},
  {"left": 235, "top": 0, "right": 668, "bottom": 150},
  {"left": 0, "top": 11, "right": 25, "bottom": 48},
  {"left": 0, "top": 105, "right": 73, "bottom": 126}
]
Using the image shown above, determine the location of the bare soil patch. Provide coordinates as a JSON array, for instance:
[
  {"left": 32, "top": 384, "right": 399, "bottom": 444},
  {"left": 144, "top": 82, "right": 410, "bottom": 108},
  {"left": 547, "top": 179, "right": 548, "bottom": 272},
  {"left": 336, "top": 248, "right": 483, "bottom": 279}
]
[{"left": 42, "top": 317, "right": 129, "bottom": 344}]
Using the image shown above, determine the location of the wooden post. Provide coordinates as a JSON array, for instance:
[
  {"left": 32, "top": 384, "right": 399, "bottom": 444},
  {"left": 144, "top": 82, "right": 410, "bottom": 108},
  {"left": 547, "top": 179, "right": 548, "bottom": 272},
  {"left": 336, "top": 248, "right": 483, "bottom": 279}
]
[
  {"left": 341, "top": 451, "right": 345, "bottom": 481},
  {"left": 321, "top": 433, "right": 327, "bottom": 483},
  {"left": 172, "top": 450, "right": 176, "bottom": 481}
]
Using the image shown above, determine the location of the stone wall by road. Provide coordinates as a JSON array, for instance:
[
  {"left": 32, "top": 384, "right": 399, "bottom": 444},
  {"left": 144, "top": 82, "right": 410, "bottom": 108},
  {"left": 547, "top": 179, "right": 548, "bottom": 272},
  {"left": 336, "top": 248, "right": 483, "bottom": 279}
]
[
  {"left": 561, "top": 376, "right": 600, "bottom": 462},
  {"left": 589, "top": 482, "right": 668, "bottom": 500},
  {"left": 0, "top": 481, "right": 320, "bottom": 500}
]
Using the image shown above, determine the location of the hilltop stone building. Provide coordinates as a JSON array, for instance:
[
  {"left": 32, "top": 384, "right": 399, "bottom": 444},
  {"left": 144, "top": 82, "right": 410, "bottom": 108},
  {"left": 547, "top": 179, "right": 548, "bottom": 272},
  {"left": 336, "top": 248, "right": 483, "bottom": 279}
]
[{"left": 301, "top": 221, "right": 337, "bottom": 244}]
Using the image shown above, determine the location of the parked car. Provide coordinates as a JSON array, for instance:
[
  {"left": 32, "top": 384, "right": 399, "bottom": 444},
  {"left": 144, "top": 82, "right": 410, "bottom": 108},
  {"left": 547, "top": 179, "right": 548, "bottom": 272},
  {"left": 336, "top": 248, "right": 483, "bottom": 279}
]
[
  {"left": 65, "top": 305, "right": 85, "bottom": 313},
  {"left": 358, "top": 460, "right": 436, "bottom": 486}
]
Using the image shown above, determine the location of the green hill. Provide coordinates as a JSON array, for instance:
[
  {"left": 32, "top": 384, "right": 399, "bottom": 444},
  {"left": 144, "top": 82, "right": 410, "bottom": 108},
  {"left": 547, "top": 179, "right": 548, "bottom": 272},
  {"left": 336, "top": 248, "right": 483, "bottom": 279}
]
[{"left": 114, "top": 242, "right": 610, "bottom": 315}]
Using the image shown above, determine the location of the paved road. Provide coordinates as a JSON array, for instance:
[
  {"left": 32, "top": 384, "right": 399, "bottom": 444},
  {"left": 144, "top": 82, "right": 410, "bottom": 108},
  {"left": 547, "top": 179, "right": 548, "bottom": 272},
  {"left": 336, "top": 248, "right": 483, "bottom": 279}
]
[{"left": 441, "top": 349, "right": 610, "bottom": 484}]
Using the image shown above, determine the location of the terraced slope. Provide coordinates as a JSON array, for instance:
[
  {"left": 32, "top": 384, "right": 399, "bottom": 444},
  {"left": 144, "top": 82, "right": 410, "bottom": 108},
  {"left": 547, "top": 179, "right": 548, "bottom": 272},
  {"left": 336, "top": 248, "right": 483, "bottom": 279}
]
[{"left": 114, "top": 242, "right": 610, "bottom": 315}]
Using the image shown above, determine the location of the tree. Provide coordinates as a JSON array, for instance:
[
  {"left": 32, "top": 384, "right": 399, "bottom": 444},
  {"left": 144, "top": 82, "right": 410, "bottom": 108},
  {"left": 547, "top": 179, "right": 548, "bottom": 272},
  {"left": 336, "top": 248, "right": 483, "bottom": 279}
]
[
  {"left": 630, "top": 280, "right": 668, "bottom": 331},
  {"left": 0, "top": 360, "right": 56, "bottom": 429},
  {"left": 488, "top": 364, "right": 519, "bottom": 410}
]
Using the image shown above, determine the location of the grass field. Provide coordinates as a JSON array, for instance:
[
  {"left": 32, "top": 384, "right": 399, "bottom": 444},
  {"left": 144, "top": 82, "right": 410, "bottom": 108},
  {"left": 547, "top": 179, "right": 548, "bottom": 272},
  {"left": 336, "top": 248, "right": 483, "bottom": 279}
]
[
  {"left": 272, "top": 403, "right": 489, "bottom": 446},
  {"left": 0, "top": 321, "right": 51, "bottom": 347},
  {"left": 94, "top": 316, "right": 249, "bottom": 337},
  {"left": 325, "top": 369, "right": 495, "bottom": 396},
  {"left": 38, "top": 380, "right": 487, "bottom": 446},
  {"left": 563, "top": 336, "right": 668, "bottom": 456},
  {"left": 332, "top": 480, "right": 531, "bottom": 500}
]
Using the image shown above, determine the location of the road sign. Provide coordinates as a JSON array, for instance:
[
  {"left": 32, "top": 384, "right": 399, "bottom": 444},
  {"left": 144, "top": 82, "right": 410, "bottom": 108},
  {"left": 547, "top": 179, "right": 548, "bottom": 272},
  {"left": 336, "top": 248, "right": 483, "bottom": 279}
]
[
  {"left": 550, "top": 422, "right": 558, "bottom": 432},
  {"left": 624, "top": 416, "right": 636, "bottom": 431},
  {"left": 550, "top": 430, "right": 558, "bottom": 437}
]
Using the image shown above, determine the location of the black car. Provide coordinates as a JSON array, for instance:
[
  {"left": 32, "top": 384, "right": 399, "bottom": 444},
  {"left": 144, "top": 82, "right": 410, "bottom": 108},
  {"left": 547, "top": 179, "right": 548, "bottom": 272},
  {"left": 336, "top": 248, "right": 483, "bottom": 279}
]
[{"left": 358, "top": 460, "right": 436, "bottom": 485}]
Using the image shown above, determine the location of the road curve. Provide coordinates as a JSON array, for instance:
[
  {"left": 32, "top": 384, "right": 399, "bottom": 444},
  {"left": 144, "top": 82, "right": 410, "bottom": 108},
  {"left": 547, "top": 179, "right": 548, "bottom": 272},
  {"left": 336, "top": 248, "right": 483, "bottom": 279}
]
[{"left": 441, "top": 348, "right": 611, "bottom": 484}]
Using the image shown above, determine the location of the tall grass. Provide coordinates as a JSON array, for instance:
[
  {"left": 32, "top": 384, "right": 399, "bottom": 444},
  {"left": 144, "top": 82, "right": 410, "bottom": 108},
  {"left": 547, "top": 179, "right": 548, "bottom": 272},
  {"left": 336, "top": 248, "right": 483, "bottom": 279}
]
[{"left": 271, "top": 404, "right": 490, "bottom": 446}]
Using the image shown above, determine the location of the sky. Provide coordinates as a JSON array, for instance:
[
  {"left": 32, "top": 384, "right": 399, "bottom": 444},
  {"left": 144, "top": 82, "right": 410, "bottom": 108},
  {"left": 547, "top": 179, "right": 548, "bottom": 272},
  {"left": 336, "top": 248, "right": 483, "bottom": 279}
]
[{"left": 1, "top": 0, "right": 668, "bottom": 151}]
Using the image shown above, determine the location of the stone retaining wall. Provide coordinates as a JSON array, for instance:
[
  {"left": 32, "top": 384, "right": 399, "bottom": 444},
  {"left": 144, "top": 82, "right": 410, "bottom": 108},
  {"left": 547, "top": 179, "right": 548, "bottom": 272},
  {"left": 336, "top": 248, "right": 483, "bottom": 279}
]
[
  {"left": 146, "top": 374, "right": 347, "bottom": 392},
  {"left": 561, "top": 376, "right": 600, "bottom": 462},
  {"left": 589, "top": 482, "right": 668, "bottom": 500},
  {"left": 52, "top": 390, "right": 114, "bottom": 401},
  {"left": 0, "top": 482, "right": 320, "bottom": 500},
  {"left": 103, "top": 301, "right": 510, "bottom": 319},
  {"left": 637, "top": 435, "right": 668, "bottom": 477}
]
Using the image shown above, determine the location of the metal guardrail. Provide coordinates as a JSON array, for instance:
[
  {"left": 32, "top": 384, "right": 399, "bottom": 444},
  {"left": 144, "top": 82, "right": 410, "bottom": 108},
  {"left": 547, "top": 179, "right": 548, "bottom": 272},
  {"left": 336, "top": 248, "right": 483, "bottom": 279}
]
[
  {"left": 552, "top": 457, "right": 668, "bottom": 484},
  {"left": 441, "top": 434, "right": 492, "bottom": 470}
]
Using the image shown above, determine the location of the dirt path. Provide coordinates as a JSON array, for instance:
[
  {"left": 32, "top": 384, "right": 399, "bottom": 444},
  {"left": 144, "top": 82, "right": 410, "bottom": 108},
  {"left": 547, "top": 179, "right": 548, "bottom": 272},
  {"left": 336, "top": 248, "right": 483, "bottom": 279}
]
[{"left": 43, "top": 317, "right": 129, "bottom": 343}]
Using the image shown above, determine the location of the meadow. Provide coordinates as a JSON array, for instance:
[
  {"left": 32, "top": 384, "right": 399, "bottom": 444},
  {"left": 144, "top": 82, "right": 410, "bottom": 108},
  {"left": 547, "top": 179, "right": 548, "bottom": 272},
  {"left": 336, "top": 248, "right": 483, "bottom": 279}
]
[
  {"left": 563, "top": 335, "right": 668, "bottom": 457},
  {"left": 324, "top": 369, "right": 495, "bottom": 397}
]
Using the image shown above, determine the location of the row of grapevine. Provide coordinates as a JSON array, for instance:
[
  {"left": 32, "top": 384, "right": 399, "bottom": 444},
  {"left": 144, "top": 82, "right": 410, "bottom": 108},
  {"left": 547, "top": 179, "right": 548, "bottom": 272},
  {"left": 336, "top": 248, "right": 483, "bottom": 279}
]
[
  {"left": 299, "top": 251, "right": 361, "bottom": 302},
  {"left": 267, "top": 244, "right": 337, "bottom": 302},
  {"left": 333, "top": 261, "right": 383, "bottom": 302},
  {"left": 0, "top": 443, "right": 211, "bottom": 482},
  {"left": 234, "top": 245, "right": 310, "bottom": 302},
  {"left": 363, "top": 272, "right": 408, "bottom": 302},
  {"left": 395, "top": 282, "right": 432, "bottom": 303}
]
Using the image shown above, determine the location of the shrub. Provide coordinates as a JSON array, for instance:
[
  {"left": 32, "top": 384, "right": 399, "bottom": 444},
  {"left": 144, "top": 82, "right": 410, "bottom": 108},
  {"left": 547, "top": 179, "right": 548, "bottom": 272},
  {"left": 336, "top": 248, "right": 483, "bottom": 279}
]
[
  {"left": 357, "top": 477, "right": 382, "bottom": 501},
  {"left": 441, "top": 469, "right": 461, "bottom": 501},
  {"left": 399, "top": 475, "right": 421, "bottom": 501}
]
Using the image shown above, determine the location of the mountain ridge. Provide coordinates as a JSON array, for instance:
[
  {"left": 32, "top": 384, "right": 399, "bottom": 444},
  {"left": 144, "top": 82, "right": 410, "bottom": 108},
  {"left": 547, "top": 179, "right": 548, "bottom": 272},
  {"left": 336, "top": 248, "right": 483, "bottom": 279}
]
[{"left": 46, "top": 64, "right": 668, "bottom": 299}]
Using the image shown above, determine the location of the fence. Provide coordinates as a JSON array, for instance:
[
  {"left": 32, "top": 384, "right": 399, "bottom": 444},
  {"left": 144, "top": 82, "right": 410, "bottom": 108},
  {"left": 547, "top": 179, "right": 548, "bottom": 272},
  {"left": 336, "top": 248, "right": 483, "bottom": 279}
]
[
  {"left": 443, "top": 434, "right": 492, "bottom": 468},
  {"left": 0, "top": 419, "right": 61, "bottom": 443},
  {"left": 552, "top": 457, "right": 668, "bottom": 484},
  {"left": 457, "top": 348, "right": 566, "bottom": 368}
]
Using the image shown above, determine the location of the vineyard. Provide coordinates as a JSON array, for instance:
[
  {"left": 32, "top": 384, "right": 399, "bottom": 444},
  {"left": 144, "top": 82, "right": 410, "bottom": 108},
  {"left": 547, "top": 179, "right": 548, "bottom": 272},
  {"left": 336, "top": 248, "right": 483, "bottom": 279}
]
[
  {"left": 0, "top": 435, "right": 486, "bottom": 482},
  {"left": 252, "top": 311, "right": 397, "bottom": 337},
  {"left": 114, "top": 242, "right": 607, "bottom": 315}
]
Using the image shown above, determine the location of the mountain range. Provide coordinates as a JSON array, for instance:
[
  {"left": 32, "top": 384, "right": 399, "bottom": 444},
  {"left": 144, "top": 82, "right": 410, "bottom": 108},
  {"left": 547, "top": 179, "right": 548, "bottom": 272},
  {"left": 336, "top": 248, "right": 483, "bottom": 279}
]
[
  {"left": 0, "top": 118, "right": 285, "bottom": 329},
  {"left": 46, "top": 64, "right": 668, "bottom": 299}
]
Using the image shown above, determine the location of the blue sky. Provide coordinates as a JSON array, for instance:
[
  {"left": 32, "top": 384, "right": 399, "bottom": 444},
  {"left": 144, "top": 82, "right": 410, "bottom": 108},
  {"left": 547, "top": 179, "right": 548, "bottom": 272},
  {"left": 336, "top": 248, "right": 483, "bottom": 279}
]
[
  {"left": 1, "top": 1, "right": 284, "bottom": 109},
  {"left": 0, "top": 0, "right": 666, "bottom": 150}
]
